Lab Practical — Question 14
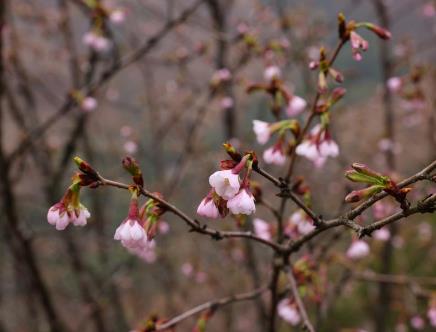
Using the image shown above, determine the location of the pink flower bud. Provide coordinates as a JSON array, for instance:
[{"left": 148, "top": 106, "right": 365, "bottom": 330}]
[
  {"left": 209, "top": 170, "right": 240, "bottom": 200},
  {"left": 288, "top": 210, "right": 315, "bottom": 235},
  {"left": 346, "top": 240, "right": 370, "bottom": 260},
  {"left": 263, "top": 145, "right": 286, "bottom": 166},
  {"left": 252, "top": 120, "right": 271, "bottom": 145},
  {"left": 350, "top": 31, "right": 368, "bottom": 61},
  {"left": 253, "top": 218, "right": 272, "bottom": 241},
  {"left": 227, "top": 189, "right": 256, "bottom": 215},
  {"left": 286, "top": 95, "right": 307, "bottom": 116},
  {"left": 197, "top": 197, "right": 220, "bottom": 219}
]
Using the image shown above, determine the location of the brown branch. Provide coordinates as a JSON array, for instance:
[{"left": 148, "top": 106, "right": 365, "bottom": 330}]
[
  {"left": 285, "top": 267, "right": 316, "bottom": 332},
  {"left": 155, "top": 286, "right": 268, "bottom": 331},
  {"left": 97, "top": 176, "right": 284, "bottom": 252}
]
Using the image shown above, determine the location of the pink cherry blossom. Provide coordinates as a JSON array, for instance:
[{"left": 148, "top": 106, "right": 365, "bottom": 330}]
[
  {"left": 123, "top": 141, "right": 138, "bottom": 154},
  {"left": 410, "top": 315, "right": 425, "bottom": 330},
  {"left": 264, "top": 65, "right": 281, "bottom": 82},
  {"left": 350, "top": 31, "right": 368, "bottom": 61},
  {"left": 227, "top": 189, "right": 256, "bottom": 215},
  {"left": 263, "top": 145, "right": 286, "bottom": 166},
  {"left": 252, "top": 120, "right": 270, "bottom": 145},
  {"left": 277, "top": 299, "right": 301, "bottom": 326},
  {"left": 387, "top": 77, "right": 402, "bottom": 93},
  {"left": 220, "top": 97, "right": 234, "bottom": 109},
  {"left": 296, "top": 125, "right": 339, "bottom": 167},
  {"left": 47, "top": 203, "right": 71, "bottom": 230},
  {"left": 209, "top": 169, "right": 240, "bottom": 200},
  {"left": 71, "top": 206, "right": 91, "bottom": 227},
  {"left": 288, "top": 210, "right": 315, "bottom": 235},
  {"left": 81, "top": 97, "right": 97, "bottom": 112},
  {"left": 181, "top": 262, "right": 194, "bottom": 277},
  {"left": 197, "top": 197, "right": 220, "bottom": 219},
  {"left": 115, "top": 198, "right": 147, "bottom": 250},
  {"left": 286, "top": 95, "right": 307, "bottom": 116},
  {"left": 427, "top": 307, "right": 436, "bottom": 327},
  {"left": 373, "top": 228, "right": 390, "bottom": 241},
  {"left": 253, "top": 218, "right": 272, "bottom": 241},
  {"left": 110, "top": 9, "right": 126, "bottom": 24},
  {"left": 422, "top": 3, "right": 436, "bottom": 17},
  {"left": 346, "top": 240, "right": 370, "bottom": 260}
]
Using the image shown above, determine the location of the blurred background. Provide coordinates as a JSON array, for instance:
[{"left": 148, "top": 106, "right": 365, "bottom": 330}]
[{"left": 0, "top": 0, "right": 436, "bottom": 331}]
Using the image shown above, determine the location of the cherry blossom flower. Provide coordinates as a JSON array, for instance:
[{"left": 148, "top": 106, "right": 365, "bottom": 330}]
[
  {"left": 47, "top": 202, "right": 71, "bottom": 231},
  {"left": 197, "top": 196, "right": 220, "bottom": 219},
  {"left": 427, "top": 307, "right": 436, "bottom": 327},
  {"left": 110, "top": 9, "right": 126, "bottom": 24},
  {"left": 263, "top": 144, "right": 286, "bottom": 166},
  {"left": 209, "top": 169, "right": 240, "bottom": 200},
  {"left": 227, "top": 188, "right": 256, "bottom": 215},
  {"left": 288, "top": 210, "right": 315, "bottom": 236},
  {"left": 387, "top": 77, "right": 402, "bottom": 93},
  {"left": 264, "top": 65, "right": 281, "bottom": 82},
  {"left": 181, "top": 262, "right": 194, "bottom": 277},
  {"left": 123, "top": 141, "right": 138, "bottom": 154},
  {"left": 373, "top": 228, "right": 390, "bottom": 241},
  {"left": 286, "top": 95, "right": 307, "bottom": 116},
  {"left": 346, "top": 240, "right": 370, "bottom": 260},
  {"left": 47, "top": 185, "right": 91, "bottom": 230},
  {"left": 277, "top": 299, "right": 301, "bottom": 326},
  {"left": 253, "top": 218, "right": 272, "bottom": 241},
  {"left": 252, "top": 120, "right": 271, "bottom": 145},
  {"left": 114, "top": 195, "right": 147, "bottom": 249},
  {"left": 410, "top": 315, "right": 425, "bottom": 330},
  {"left": 220, "top": 97, "right": 234, "bottom": 109},
  {"left": 350, "top": 31, "right": 368, "bottom": 61},
  {"left": 422, "top": 3, "right": 436, "bottom": 17},
  {"left": 81, "top": 96, "right": 97, "bottom": 112},
  {"left": 296, "top": 124, "right": 339, "bottom": 167},
  {"left": 82, "top": 31, "right": 111, "bottom": 52}
]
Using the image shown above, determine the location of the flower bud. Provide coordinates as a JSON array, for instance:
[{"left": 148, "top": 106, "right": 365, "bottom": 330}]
[
  {"left": 122, "top": 156, "right": 144, "bottom": 187},
  {"left": 364, "top": 23, "right": 391, "bottom": 40},
  {"left": 351, "top": 163, "right": 389, "bottom": 184},
  {"left": 223, "top": 142, "right": 242, "bottom": 161},
  {"left": 345, "top": 185, "right": 384, "bottom": 203}
]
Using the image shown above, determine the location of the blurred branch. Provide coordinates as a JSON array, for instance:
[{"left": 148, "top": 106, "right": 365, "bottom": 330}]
[{"left": 155, "top": 286, "right": 268, "bottom": 330}]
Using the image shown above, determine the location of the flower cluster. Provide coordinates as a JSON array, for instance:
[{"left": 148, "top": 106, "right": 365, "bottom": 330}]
[
  {"left": 47, "top": 181, "right": 91, "bottom": 230},
  {"left": 197, "top": 151, "right": 257, "bottom": 218},
  {"left": 296, "top": 124, "right": 339, "bottom": 167}
]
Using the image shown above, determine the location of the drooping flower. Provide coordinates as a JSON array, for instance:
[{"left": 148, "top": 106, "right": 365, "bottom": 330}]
[
  {"left": 47, "top": 203, "right": 71, "bottom": 231},
  {"left": 277, "top": 299, "right": 301, "bottom": 326},
  {"left": 350, "top": 31, "right": 368, "bottom": 61},
  {"left": 286, "top": 95, "right": 307, "bottom": 116},
  {"left": 287, "top": 210, "right": 315, "bottom": 236},
  {"left": 47, "top": 183, "right": 91, "bottom": 230},
  {"left": 346, "top": 240, "right": 370, "bottom": 260},
  {"left": 253, "top": 218, "right": 272, "bottom": 241},
  {"left": 263, "top": 143, "right": 286, "bottom": 166},
  {"left": 209, "top": 169, "right": 240, "bottom": 200},
  {"left": 114, "top": 193, "right": 146, "bottom": 249},
  {"left": 197, "top": 196, "right": 220, "bottom": 219},
  {"left": 252, "top": 120, "right": 271, "bottom": 145},
  {"left": 227, "top": 188, "right": 256, "bottom": 215},
  {"left": 296, "top": 124, "right": 339, "bottom": 167}
]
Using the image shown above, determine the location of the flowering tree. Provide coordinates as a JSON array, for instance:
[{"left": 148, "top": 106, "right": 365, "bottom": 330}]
[{"left": 1, "top": 1, "right": 436, "bottom": 332}]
